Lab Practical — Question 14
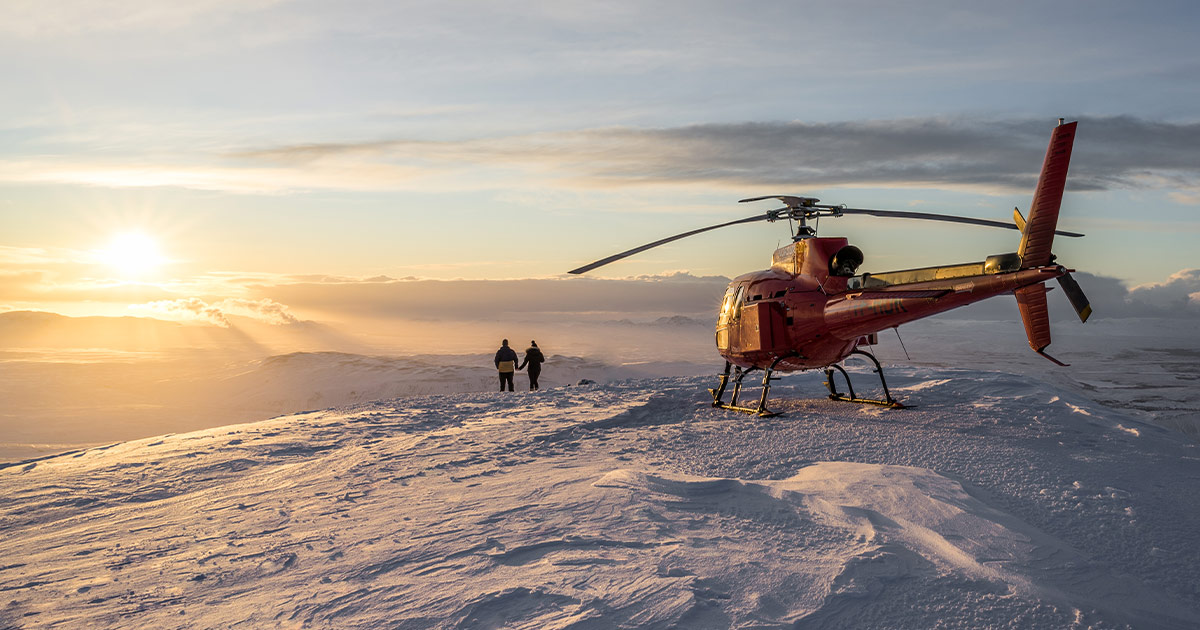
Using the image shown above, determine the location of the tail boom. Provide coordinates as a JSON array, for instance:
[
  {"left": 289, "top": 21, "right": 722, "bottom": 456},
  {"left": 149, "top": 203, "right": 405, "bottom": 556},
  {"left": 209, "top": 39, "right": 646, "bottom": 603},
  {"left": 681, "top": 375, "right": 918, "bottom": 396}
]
[{"left": 825, "top": 266, "right": 1067, "bottom": 340}]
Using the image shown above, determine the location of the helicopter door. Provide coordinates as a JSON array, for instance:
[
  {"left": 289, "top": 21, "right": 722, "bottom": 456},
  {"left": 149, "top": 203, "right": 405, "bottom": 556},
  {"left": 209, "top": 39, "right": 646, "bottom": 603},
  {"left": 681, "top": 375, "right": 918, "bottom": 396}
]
[{"left": 739, "top": 300, "right": 787, "bottom": 352}]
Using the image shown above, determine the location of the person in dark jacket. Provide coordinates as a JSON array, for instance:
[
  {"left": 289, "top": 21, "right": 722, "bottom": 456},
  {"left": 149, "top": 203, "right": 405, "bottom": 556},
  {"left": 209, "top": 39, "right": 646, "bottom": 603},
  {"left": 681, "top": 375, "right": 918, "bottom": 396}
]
[
  {"left": 518, "top": 340, "right": 546, "bottom": 391},
  {"left": 494, "top": 339, "right": 519, "bottom": 392}
]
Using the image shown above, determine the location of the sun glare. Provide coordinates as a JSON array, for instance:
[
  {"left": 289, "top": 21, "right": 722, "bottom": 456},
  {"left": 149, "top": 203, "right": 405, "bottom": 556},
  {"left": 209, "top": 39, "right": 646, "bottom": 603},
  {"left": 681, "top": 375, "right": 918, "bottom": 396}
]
[{"left": 99, "top": 232, "right": 167, "bottom": 278}]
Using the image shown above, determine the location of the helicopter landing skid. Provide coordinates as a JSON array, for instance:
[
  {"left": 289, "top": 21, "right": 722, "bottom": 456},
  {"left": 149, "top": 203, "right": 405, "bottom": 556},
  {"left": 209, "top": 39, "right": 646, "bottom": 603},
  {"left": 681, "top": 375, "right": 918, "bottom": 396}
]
[
  {"left": 709, "top": 359, "right": 782, "bottom": 417},
  {"left": 823, "top": 350, "right": 906, "bottom": 409}
]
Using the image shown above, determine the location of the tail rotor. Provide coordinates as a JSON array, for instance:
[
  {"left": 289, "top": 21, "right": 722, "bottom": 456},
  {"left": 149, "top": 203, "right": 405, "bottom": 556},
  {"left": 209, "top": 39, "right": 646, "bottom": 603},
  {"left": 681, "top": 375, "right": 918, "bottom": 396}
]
[{"left": 1056, "top": 273, "right": 1092, "bottom": 323}]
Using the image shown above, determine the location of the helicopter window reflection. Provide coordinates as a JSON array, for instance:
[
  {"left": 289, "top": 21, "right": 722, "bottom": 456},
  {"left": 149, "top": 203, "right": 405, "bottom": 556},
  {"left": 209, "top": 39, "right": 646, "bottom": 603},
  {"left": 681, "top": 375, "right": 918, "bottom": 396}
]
[
  {"left": 718, "top": 288, "right": 736, "bottom": 325},
  {"left": 719, "top": 285, "right": 746, "bottom": 325}
]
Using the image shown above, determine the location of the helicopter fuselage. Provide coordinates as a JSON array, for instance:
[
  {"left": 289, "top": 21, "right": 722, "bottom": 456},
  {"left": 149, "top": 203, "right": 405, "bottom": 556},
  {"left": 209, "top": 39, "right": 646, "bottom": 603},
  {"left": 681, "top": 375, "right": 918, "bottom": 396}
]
[{"left": 715, "top": 236, "right": 1068, "bottom": 371}]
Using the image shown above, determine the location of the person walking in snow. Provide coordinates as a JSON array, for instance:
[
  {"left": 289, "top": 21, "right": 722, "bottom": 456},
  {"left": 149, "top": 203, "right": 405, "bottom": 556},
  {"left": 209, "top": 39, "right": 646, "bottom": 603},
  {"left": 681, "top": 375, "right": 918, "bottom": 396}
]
[
  {"left": 518, "top": 340, "right": 546, "bottom": 391},
  {"left": 494, "top": 339, "right": 519, "bottom": 392}
]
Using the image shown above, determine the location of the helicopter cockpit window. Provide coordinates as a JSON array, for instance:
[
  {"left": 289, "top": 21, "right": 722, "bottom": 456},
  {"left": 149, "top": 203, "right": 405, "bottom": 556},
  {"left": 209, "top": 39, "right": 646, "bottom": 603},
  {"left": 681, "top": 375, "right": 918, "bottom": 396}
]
[
  {"left": 718, "top": 288, "right": 735, "bottom": 325},
  {"left": 719, "top": 285, "right": 745, "bottom": 325},
  {"left": 731, "top": 286, "right": 746, "bottom": 320}
]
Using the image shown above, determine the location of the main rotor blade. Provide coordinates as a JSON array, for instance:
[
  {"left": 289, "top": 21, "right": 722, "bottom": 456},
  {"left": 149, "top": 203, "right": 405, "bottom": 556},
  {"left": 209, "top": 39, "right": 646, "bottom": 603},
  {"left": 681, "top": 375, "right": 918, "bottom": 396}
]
[
  {"left": 568, "top": 212, "right": 773, "bottom": 275},
  {"left": 1056, "top": 272, "right": 1093, "bottom": 323},
  {"left": 838, "top": 207, "right": 1084, "bottom": 238}
]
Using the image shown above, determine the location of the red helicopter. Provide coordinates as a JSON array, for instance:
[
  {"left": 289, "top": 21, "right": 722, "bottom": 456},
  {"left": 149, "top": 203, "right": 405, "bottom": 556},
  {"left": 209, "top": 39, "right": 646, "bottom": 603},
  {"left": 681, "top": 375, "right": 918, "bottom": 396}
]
[{"left": 569, "top": 119, "right": 1091, "bottom": 415}]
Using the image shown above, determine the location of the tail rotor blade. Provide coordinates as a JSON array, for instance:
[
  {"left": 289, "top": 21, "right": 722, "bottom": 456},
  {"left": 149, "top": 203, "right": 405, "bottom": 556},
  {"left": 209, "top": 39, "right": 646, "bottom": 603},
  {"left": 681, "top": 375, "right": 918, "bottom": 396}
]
[
  {"left": 1057, "top": 272, "right": 1093, "bottom": 323},
  {"left": 1013, "top": 207, "right": 1027, "bottom": 232}
]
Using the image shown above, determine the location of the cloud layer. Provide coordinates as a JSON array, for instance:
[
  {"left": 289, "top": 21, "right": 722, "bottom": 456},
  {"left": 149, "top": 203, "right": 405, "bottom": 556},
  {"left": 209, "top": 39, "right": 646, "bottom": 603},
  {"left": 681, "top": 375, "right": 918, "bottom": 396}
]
[
  {"left": 231, "top": 116, "right": 1200, "bottom": 194},
  {"left": 6, "top": 117, "right": 1199, "bottom": 197},
  {"left": 233, "top": 268, "right": 1200, "bottom": 327},
  {"left": 251, "top": 273, "right": 733, "bottom": 322}
]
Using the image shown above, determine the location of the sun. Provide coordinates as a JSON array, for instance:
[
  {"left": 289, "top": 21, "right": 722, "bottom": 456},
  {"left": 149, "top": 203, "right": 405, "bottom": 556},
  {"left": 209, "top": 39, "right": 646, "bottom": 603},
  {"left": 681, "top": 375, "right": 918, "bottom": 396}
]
[{"left": 99, "top": 232, "right": 167, "bottom": 278}]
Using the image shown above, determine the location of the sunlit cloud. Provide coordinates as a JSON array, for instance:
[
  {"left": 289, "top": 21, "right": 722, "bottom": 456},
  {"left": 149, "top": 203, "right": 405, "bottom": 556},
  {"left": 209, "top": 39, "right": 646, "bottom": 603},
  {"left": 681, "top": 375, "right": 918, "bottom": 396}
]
[
  {"left": 1129, "top": 269, "right": 1200, "bottom": 312},
  {"left": 0, "top": 248, "right": 180, "bottom": 305},
  {"left": 220, "top": 297, "right": 299, "bottom": 325},
  {"left": 0, "top": 245, "right": 91, "bottom": 266},
  {"left": 120, "top": 272, "right": 306, "bottom": 304},
  {"left": 132, "top": 297, "right": 230, "bottom": 326},
  {"left": 1169, "top": 190, "right": 1200, "bottom": 205},
  {"left": 0, "top": 158, "right": 513, "bottom": 195},
  {"left": 0, "top": 246, "right": 52, "bottom": 265},
  {"left": 0, "top": 255, "right": 295, "bottom": 309},
  {"left": 0, "top": 279, "right": 178, "bottom": 306},
  {"left": 0, "top": 160, "right": 367, "bottom": 195},
  {"left": 132, "top": 297, "right": 298, "bottom": 327}
]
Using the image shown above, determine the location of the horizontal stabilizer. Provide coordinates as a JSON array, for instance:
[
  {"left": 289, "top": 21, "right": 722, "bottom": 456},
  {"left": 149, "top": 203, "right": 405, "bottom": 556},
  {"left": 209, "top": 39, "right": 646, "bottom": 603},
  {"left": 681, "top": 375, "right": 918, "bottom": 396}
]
[{"left": 1015, "top": 283, "right": 1054, "bottom": 355}]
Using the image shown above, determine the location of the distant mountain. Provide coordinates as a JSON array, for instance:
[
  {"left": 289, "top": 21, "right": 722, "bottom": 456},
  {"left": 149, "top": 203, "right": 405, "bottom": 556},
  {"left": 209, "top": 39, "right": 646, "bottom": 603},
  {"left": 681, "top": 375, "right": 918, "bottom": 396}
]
[
  {"left": 607, "top": 315, "right": 710, "bottom": 327},
  {"left": 0, "top": 310, "right": 236, "bottom": 351}
]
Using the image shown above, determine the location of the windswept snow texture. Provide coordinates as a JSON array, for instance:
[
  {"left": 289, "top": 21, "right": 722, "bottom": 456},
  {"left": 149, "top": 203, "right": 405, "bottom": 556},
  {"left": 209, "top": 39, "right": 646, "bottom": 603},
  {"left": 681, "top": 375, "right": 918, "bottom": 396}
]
[{"left": 3, "top": 369, "right": 1200, "bottom": 629}]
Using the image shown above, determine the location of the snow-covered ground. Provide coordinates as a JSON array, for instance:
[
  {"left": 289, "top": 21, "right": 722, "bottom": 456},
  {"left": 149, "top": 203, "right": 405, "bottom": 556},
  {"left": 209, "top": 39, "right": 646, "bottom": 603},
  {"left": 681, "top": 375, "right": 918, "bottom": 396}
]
[{"left": 2, "top": 317, "right": 1199, "bottom": 628}]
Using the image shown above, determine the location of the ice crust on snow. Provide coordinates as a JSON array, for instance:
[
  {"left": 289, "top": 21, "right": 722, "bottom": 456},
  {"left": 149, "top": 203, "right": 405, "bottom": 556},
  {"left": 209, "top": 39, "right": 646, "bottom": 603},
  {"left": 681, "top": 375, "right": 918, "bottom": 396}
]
[{"left": 2, "top": 366, "right": 1200, "bottom": 629}]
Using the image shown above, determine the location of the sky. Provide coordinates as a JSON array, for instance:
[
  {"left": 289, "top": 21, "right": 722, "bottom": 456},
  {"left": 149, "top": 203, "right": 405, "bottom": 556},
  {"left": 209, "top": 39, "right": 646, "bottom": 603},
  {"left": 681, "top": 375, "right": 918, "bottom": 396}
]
[{"left": 3, "top": 0, "right": 1200, "bottom": 327}]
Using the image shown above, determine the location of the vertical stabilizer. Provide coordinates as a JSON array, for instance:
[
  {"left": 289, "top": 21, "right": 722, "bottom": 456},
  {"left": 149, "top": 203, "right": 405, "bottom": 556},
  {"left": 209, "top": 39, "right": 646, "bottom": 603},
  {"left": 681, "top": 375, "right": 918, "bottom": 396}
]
[{"left": 1018, "top": 120, "right": 1077, "bottom": 268}]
